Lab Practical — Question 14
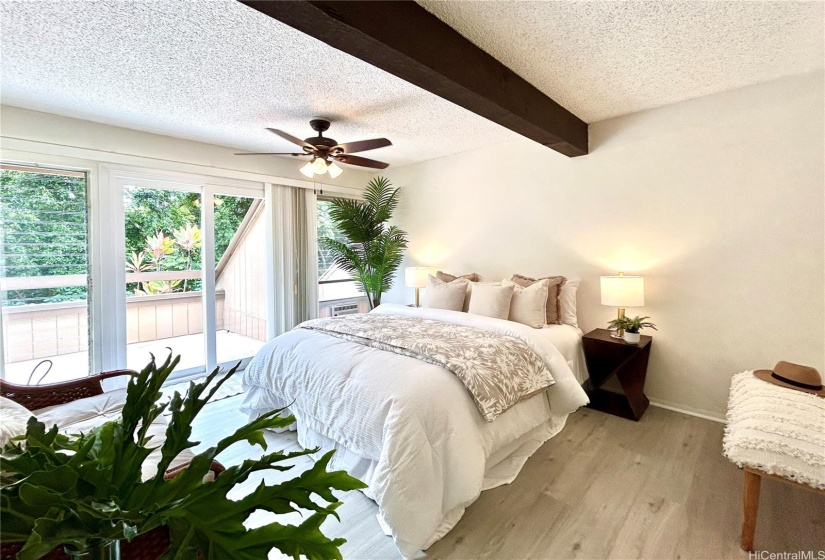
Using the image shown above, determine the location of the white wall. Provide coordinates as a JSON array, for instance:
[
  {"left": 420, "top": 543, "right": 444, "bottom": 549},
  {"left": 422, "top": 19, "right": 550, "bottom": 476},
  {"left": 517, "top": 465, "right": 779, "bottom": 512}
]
[
  {"left": 383, "top": 73, "right": 824, "bottom": 420},
  {"left": 0, "top": 105, "right": 372, "bottom": 193}
]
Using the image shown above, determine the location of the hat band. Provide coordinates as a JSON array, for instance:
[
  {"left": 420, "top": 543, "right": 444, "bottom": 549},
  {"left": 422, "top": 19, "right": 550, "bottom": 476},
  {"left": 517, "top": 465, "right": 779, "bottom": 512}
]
[{"left": 771, "top": 372, "right": 823, "bottom": 391}]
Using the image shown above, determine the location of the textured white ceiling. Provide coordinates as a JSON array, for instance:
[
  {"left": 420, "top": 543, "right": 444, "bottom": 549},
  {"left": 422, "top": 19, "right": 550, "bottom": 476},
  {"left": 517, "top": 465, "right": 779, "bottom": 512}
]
[
  {"left": 418, "top": 0, "right": 824, "bottom": 123},
  {"left": 0, "top": 0, "right": 517, "bottom": 167},
  {"left": 1, "top": 1, "right": 822, "bottom": 168}
]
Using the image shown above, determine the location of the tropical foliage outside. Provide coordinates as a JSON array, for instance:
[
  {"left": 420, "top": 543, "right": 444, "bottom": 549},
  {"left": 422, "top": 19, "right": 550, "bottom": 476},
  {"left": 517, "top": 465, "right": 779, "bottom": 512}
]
[
  {"left": 0, "top": 171, "right": 88, "bottom": 306},
  {"left": 1, "top": 169, "right": 353, "bottom": 306},
  {"left": 122, "top": 187, "right": 252, "bottom": 296},
  {"left": 0, "top": 171, "right": 254, "bottom": 304}
]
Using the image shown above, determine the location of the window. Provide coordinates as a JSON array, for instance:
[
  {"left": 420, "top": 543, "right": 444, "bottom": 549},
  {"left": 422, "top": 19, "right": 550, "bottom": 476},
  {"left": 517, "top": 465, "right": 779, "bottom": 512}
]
[
  {"left": 0, "top": 166, "right": 90, "bottom": 384},
  {"left": 316, "top": 198, "right": 365, "bottom": 308},
  {"left": 0, "top": 162, "right": 271, "bottom": 385}
]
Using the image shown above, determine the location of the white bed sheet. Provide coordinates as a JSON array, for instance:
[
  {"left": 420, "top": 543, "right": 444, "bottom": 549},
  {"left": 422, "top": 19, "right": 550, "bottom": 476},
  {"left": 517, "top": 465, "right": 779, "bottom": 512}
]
[
  {"left": 538, "top": 323, "right": 588, "bottom": 383},
  {"left": 241, "top": 304, "right": 588, "bottom": 558}
]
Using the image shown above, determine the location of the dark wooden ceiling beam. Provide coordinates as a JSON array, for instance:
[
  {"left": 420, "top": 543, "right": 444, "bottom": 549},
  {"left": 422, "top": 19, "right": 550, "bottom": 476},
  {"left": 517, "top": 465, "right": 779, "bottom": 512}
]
[{"left": 238, "top": 0, "right": 589, "bottom": 157}]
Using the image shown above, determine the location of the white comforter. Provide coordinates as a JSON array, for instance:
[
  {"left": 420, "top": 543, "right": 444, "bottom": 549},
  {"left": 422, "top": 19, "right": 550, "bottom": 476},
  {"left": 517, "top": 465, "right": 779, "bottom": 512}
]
[{"left": 241, "top": 304, "right": 588, "bottom": 558}]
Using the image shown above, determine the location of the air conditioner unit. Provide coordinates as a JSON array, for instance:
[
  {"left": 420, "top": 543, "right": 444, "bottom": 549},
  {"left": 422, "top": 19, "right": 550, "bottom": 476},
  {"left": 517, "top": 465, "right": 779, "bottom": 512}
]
[{"left": 331, "top": 303, "right": 360, "bottom": 317}]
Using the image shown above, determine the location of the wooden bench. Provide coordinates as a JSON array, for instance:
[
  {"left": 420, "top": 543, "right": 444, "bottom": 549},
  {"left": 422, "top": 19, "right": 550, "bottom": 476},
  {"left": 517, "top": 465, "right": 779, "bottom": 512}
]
[{"left": 723, "top": 372, "right": 825, "bottom": 552}]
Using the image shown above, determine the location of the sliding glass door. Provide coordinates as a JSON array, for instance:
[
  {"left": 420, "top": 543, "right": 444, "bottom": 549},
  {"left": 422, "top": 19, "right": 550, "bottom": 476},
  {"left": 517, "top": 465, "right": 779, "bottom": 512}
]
[
  {"left": 121, "top": 182, "right": 206, "bottom": 374},
  {"left": 111, "top": 170, "right": 265, "bottom": 380}
]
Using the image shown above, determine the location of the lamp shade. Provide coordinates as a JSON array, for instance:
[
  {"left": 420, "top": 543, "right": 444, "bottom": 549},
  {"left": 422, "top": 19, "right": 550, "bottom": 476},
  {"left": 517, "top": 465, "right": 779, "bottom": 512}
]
[
  {"left": 299, "top": 161, "right": 314, "bottom": 178},
  {"left": 600, "top": 275, "right": 644, "bottom": 307},
  {"left": 327, "top": 161, "right": 343, "bottom": 178},
  {"left": 405, "top": 266, "right": 429, "bottom": 288}
]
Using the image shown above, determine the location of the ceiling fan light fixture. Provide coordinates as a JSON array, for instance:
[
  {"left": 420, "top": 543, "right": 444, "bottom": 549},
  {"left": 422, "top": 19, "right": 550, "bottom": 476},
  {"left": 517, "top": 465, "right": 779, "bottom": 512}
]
[
  {"left": 311, "top": 157, "right": 328, "bottom": 175},
  {"left": 299, "top": 161, "right": 315, "bottom": 178},
  {"left": 327, "top": 161, "right": 343, "bottom": 179},
  {"left": 246, "top": 121, "right": 390, "bottom": 175}
]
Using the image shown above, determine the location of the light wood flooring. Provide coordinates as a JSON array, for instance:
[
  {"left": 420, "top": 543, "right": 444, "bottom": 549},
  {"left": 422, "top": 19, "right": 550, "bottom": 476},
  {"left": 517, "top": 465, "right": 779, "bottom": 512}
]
[{"left": 192, "top": 395, "right": 825, "bottom": 560}]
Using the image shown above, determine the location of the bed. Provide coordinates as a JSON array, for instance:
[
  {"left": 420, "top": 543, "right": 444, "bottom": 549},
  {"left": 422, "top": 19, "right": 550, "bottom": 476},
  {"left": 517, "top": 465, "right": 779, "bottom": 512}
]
[{"left": 241, "top": 303, "right": 589, "bottom": 558}]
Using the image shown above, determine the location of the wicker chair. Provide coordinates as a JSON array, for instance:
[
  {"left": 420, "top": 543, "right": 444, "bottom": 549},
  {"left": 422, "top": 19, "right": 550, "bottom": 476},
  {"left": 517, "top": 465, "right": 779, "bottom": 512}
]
[
  {"left": 0, "top": 369, "right": 138, "bottom": 411},
  {"left": 1, "top": 371, "right": 225, "bottom": 560}
]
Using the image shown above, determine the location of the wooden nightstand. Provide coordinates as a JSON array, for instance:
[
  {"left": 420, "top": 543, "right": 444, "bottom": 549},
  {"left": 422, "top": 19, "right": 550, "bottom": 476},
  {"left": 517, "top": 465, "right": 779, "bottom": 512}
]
[{"left": 582, "top": 328, "right": 652, "bottom": 421}]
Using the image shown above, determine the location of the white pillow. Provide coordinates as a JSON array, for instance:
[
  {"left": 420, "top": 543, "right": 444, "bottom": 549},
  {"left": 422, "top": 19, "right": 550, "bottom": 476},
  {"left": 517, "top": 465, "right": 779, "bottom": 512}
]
[
  {"left": 503, "top": 278, "right": 549, "bottom": 328},
  {"left": 1, "top": 396, "right": 33, "bottom": 446},
  {"left": 560, "top": 278, "right": 580, "bottom": 328},
  {"left": 467, "top": 283, "right": 514, "bottom": 320},
  {"left": 424, "top": 275, "right": 468, "bottom": 312},
  {"left": 463, "top": 279, "right": 502, "bottom": 312}
]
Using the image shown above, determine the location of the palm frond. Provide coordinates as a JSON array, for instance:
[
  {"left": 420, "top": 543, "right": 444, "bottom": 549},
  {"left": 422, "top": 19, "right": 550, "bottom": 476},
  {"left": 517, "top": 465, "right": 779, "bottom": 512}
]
[
  {"left": 322, "top": 177, "right": 408, "bottom": 308},
  {"left": 363, "top": 177, "right": 400, "bottom": 225}
]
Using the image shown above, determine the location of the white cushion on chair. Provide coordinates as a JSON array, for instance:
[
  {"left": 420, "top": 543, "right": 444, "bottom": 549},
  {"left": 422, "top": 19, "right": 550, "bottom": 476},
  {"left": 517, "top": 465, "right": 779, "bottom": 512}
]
[
  {"left": 0, "top": 396, "right": 34, "bottom": 446},
  {"left": 36, "top": 390, "right": 194, "bottom": 481},
  {"left": 723, "top": 372, "right": 825, "bottom": 490}
]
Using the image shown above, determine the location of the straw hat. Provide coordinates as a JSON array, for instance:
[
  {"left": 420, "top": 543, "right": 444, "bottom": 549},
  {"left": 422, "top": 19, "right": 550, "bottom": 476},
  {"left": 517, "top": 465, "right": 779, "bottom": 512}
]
[{"left": 753, "top": 361, "right": 825, "bottom": 397}]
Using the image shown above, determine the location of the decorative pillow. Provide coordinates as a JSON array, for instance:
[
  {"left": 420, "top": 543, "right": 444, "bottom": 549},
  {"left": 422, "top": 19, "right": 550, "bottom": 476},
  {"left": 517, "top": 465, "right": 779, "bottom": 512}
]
[
  {"left": 467, "top": 283, "right": 515, "bottom": 320},
  {"left": 436, "top": 270, "right": 482, "bottom": 283},
  {"left": 1, "top": 396, "right": 33, "bottom": 446},
  {"left": 424, "top": 275, "right": 469, "bottom": 312},
  {"left": 560, "top": 278, "right": 580, "bottom": 328},
  {"left": 511, "top": 274, "right": 566, "bottom": 325},
  {"left": 502, "top": 278, "right": 549, "bottom": 328},
  {"left": 463, "top": 279, "right": 501, "bottom": 312}
]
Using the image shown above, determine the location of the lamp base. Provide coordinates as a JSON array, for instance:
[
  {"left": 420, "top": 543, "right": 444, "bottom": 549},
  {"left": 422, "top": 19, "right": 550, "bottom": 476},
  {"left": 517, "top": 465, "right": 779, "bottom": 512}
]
[
  {"left": 414, "top": 287, "right": 421, "bottom": 308},
  {"left": 610, "top": 307, "right": 626, "bottom": 338}
]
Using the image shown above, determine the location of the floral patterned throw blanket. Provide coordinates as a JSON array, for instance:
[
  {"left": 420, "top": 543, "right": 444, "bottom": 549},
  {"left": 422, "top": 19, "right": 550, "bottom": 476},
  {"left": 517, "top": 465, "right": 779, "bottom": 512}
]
[{"left": 298, "top": 314, "right": 555, "bottom": 421}]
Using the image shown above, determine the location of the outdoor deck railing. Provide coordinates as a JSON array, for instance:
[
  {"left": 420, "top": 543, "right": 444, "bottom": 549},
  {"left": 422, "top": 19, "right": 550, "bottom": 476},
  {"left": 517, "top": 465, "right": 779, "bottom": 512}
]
[{"left": 2, "top": 290, "right": 226, "bottom": 364}]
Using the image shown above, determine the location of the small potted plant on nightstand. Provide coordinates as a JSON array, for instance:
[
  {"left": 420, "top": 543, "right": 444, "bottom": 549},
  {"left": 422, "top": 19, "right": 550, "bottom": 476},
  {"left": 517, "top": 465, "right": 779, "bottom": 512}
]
[{"left": 608, "top": 315, "right": 657, "bottom": 344}]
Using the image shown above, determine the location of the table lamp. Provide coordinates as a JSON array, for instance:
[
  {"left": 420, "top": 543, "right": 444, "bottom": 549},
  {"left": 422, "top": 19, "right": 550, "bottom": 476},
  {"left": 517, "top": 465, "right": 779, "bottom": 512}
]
[
  {"left": 405, "top": 266, "right": 429, "bottom": 307},
  {"left": 600, "top": 272, "right": 644, "bottom": 338}
]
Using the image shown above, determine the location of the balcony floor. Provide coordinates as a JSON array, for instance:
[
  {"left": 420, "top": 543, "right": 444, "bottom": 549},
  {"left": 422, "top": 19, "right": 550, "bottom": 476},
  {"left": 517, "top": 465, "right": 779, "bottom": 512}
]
[{"left": 3, "top": 331, "right": 267, "bottom": 386}]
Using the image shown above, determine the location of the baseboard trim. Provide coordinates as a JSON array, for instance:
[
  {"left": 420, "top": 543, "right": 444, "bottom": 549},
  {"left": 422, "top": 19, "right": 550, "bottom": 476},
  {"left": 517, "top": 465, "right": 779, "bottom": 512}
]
[{"left": 649, "top": 399, "right": 726, "bottom": 424}]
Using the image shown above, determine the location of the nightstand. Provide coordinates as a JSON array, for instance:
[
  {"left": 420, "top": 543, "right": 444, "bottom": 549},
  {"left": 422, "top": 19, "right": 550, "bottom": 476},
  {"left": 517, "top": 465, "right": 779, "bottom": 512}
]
[{"left": 582, "top": 328, "right": 652, "bottom": 421}]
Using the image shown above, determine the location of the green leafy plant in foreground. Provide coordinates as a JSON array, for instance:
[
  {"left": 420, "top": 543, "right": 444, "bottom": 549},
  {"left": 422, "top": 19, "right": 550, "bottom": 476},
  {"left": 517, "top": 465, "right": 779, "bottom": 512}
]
[
  {"left": 607, "top": 315, "right": 658, "bottom": 334},
  {"left": 0, "top": 355, "right": 366, "bottom": 560}
]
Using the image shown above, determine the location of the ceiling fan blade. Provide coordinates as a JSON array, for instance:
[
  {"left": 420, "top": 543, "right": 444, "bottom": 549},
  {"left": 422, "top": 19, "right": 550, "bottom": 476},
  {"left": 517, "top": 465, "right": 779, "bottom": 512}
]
[
  {"left": 234, "top": 152, "right": 308, "bottom": 156},
  {"left": 333, "top": 138, "right": 392, "bottom": 154},
  {"left": 332, "top": 154, "right": 390, "bottom": 169},
  {"left": 266, "top": 128, "right": 313, "bottom": 149}
]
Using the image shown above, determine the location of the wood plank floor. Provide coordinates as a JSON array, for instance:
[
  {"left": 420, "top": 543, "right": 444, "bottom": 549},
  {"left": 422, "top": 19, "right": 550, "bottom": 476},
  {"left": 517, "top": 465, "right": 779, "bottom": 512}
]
[{"left": 191, "top": 395, "right": 825, "bottom": 559}]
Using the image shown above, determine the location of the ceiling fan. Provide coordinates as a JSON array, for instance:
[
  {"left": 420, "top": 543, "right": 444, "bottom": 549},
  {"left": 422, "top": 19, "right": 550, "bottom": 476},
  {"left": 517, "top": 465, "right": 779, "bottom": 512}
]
[{"left": 235, "top": 118, "right": 391, "bottom": 179}]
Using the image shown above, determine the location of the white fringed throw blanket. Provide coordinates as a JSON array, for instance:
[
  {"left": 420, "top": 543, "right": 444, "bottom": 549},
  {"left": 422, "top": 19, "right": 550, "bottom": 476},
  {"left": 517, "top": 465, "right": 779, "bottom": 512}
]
[{"left": 723, "top": 371, "right": 825, "bottom": 490}]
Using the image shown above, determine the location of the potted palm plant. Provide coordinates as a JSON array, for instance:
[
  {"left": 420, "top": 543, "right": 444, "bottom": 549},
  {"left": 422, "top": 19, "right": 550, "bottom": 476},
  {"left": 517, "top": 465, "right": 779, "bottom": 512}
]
[
  {"left": 1, "top": 355, "right": 365, "bottom": 560},
  {"left": 320, "top": 176, "right": 408, "bottom": 309},
  {"left": 607, "top": 315, "right": 657, "bottom": 344}
]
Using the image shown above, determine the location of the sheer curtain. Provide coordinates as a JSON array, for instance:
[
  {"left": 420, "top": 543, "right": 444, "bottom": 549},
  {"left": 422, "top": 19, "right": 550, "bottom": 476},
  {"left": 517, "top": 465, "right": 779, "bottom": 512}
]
[{"left": 265, "top": 184, "right": 318, "bottom": 338}]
